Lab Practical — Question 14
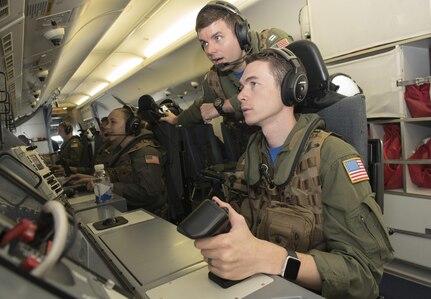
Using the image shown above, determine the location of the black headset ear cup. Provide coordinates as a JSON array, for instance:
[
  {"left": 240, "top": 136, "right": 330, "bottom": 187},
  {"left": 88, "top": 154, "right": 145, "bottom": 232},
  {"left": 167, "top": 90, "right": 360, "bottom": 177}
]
[
  {"left": 124, "top": 105, "right": 141, "bottom": 136},
  {"left": 61, "top": 122, "right": 73, "bottom": 134},
  {"left": 235, "top": 19, "right": 251, "bottom": 52},
  {"left": 276, "top": 48, "right": 308, "bottom": 106},
  {"left": 281, "top": 71, "right": 308, "bottom": 106}
]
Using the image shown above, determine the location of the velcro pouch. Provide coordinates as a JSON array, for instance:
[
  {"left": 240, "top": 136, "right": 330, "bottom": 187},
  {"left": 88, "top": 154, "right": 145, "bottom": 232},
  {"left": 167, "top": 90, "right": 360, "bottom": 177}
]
[{"left": 257, "top": 201, "right": 315, "bottom": 252}]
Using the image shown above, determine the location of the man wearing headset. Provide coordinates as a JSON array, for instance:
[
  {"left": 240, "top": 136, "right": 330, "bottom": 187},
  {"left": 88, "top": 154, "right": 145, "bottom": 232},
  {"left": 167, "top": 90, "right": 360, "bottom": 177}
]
[
  {"left": 73, "top": 117, "right": 113, "bottom": 175},
  {"left": 160, "top": 1, "right": 292, "bottom": 127},
  {"left": 69, "top": 107, "right": 168, "bottom": 218},
  {"left": 53, "top": 121, "right": 87, "bottom": 174},
  {"left": 194, "top": 49, "right": 394, "bottom": 299}
]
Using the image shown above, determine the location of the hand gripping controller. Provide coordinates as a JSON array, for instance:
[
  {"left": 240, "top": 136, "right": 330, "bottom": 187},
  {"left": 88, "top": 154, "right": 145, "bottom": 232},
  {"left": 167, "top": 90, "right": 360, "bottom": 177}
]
[{"left": 177, "top": 199, "right": 244, "bottom": 288}]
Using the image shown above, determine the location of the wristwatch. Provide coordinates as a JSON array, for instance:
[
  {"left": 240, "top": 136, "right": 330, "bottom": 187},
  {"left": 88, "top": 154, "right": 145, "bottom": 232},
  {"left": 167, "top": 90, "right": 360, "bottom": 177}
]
[
  {"left": 213, "top": 98, "right": 225, "bottom": 116},
  {"left": 281, "top": 248, "right": 301, "bottom": 281}
]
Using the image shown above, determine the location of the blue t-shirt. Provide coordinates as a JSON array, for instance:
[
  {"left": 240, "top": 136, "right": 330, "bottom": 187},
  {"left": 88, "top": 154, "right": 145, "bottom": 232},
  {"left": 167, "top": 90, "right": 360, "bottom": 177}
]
[
  {"left": 234, "top": 71, "right": 243, "bottom": 79},
  {"left": 267, "top": 144, "right": 283, "bottom": 164}
]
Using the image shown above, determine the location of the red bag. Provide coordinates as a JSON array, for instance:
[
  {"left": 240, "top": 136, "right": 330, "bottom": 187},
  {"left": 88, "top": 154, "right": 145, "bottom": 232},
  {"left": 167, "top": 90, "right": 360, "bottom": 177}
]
[
  {"left": 408, "top": 138, "right": 431, "bottom": 188},
  {"left": 383, "top": 123, "right": 403, "bottom": 189},
  {"left": 404, "top": 83, "right": 431, "bottom": 117}
]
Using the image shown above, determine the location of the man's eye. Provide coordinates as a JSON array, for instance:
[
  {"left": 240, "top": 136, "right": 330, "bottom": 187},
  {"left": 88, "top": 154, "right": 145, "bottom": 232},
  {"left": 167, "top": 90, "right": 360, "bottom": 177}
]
[{"left": 238, "top": 85, "right": 243, "bottom": 92}]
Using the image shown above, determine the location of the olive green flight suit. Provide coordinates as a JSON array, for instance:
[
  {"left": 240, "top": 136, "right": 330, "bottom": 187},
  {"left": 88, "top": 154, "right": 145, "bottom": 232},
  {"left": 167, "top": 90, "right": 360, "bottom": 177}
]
[
  {"left": 232, "top": 114, "right": 394, "bottom": 299},
  {"left": 105, "top": 130, "right": 167, "bottom": 218},
  {"left": 58, "top": 136, "right": 84, "bottom": 167},
  {"left": 176, "top": 28, "right": 294, "bottom": 125}
]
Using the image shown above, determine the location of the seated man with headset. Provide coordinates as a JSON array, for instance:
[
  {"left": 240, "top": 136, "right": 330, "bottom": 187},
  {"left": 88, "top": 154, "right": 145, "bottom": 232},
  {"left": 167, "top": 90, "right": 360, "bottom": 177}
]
[
  {"left": 193, "top": 49, "right": 393, "bottom": 298},
  {"left": 69, "top": 106, "right": 168, "bottom": 218},
  {"left": 52, "top": 120, "right": 88, "bottom": 175}
]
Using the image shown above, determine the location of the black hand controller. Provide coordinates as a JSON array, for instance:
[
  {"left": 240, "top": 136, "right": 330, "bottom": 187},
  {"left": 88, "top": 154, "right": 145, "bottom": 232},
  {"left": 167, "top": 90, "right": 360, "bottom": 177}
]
[
  {"left": 177, "top": 199, "right": 230, "bottom": 239},
  {"left": 177, "top": 199, "right": 244, "bottom": 288}
]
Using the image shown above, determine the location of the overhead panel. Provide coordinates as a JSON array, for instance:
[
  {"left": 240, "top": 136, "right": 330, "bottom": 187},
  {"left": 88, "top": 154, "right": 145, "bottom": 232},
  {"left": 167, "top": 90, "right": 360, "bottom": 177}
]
[
  {"left": 41, "top": 0, "right": 130, "bottom": 105},
  {"left": 25, "top": 0, "right": 48, "bottom": 18},
  {"left": 34, "top": 10, "right": 71, "bottom": 30},
  {"left": 0, "top": 0, "right": 9, "bottom": 22},
  {"left": 0, "top": 0, "right": 25, "bottom": 117}
]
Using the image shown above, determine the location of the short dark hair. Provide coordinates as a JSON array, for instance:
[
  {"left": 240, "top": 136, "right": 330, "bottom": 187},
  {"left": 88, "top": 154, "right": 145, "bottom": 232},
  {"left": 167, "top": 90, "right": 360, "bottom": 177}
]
[
  {"left": 101, "top": 117, "right": 109, "bottom": 125},
  {"left": 59, "top": 121, "right": 73, "bottom": 134},
  {"left": 246, "top": 49, "right": 293, "bottom": 87},
  {"left": 195, "top": 3, "right": 240, "bottom": 32}
]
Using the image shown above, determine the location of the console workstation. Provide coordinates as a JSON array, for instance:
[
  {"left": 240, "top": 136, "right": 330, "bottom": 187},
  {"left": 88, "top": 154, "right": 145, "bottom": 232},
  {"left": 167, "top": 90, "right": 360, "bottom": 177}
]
[{"left": 0, "top": 133, "right": 322, "bottom": 299}]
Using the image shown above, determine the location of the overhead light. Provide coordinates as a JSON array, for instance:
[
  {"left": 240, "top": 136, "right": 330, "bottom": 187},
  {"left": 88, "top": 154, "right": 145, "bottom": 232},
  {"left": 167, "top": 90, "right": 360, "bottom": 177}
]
[
  {"left": 142, "top": 10, "right": 199, "bottom": 58},
  {"left": 76, "top": 95, "right": 90, "bottom": 106},
  {"left": 88, "top": 82, "right": 109, "bottom": 96},
  {"left": 107, "top": 57, "right": 143, "bottom": 82}
]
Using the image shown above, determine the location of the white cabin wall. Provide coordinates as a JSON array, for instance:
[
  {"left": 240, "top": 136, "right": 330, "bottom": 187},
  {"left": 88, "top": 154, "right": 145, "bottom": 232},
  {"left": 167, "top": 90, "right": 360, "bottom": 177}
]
[
  {"left": 244, "top": 0, "right": 306, "bottom": 41},
  {"left": 14, "top": 108, "right": 47, "bottom": 141}
]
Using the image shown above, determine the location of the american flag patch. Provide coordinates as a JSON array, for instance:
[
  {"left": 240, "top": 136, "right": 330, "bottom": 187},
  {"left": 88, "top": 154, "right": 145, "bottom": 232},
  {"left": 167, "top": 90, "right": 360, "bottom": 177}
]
[
  {"left": 145, "top": 155, "right": 160, "bottom": 164},
  {"left": 272, "top": 38, "right": 290, "bottom": 49},
  {"left": 342, "top": 157, "right": 369, "bottom": 183}
]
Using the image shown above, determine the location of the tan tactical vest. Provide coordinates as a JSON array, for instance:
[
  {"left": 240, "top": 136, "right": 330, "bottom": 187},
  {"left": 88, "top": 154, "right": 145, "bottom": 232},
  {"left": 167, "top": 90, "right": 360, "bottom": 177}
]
[
  {"left": 106, "top": 138, "right": 154, "bottom": 184},
  {"left": 225, "top": 130, "right": 330, "bottom": 253}
]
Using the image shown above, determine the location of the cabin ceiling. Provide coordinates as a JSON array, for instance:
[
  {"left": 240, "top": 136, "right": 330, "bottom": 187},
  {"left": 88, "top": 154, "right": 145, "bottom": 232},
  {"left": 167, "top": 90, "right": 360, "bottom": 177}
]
[{"left": 0, "top": 0, "right": 261, "bottom": 121}]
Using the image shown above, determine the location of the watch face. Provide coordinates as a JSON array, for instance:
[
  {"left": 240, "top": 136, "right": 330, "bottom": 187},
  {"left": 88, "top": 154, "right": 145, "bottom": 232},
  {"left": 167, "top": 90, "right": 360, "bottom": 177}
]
[
  {"left": 214, "top": 99, "right": 225, "bottom": 115},
  {"left": 215, "top": 98, "right": 223, "bottom": 108},
  {"left": 284, "top": 257, "right": 301, "bottom": 280}
]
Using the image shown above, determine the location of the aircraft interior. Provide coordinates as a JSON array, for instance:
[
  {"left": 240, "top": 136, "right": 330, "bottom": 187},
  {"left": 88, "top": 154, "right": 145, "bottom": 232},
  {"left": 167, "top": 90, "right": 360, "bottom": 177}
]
[{"left": 0, "top": 0, "right": 431, "bottom": 298}]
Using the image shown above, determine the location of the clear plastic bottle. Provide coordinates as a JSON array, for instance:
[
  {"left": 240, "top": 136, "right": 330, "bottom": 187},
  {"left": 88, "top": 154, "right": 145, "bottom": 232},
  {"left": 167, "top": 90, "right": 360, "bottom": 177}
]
[{"left": 93, "top": 164, "right": 113, "bottom": 203}]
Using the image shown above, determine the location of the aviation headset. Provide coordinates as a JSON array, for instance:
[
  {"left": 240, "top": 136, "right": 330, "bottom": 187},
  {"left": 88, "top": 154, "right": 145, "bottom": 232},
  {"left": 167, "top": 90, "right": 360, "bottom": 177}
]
[
  {"left": 59, "top": 121, "right": 73, "bottom": 134},
  {"left": 202, "top": 1, "right": 252, "bottom": 52},
  {"left": 123, "top": 105, "right": 142, "bottom": 136},
  {"left": 267, "top": 48, "right": 308, "bottom": 106},
  {"left": 159, "top": 98, "right": 183, "bottom": 116}
]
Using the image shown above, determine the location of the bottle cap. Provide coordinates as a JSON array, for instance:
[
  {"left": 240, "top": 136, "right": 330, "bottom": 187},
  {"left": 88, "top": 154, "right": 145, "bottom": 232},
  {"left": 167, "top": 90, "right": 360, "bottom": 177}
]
[{"left": 94, "top": 164, "right": 105, "bottom": 171}]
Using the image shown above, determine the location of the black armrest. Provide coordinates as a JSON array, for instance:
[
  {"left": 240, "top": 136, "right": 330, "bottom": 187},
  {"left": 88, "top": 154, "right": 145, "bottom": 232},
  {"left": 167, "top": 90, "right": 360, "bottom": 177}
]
[{"left": 368, "top": 139, "right": 384, "bottom": 212}]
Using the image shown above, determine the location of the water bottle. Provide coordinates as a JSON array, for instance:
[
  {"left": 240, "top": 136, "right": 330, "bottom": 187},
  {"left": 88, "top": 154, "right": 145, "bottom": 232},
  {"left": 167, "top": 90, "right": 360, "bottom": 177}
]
[{"left": 93, "top": 164, "right": 113, "bottom": 203}]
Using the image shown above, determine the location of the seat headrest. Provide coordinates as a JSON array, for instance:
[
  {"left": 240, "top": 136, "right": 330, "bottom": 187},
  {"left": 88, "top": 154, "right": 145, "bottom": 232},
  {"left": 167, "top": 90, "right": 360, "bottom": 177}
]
[
  {"left": 286, "top": 40, "right": 329, "bottom": 98},
  {"left": 138, "top": 94, "right": 157, "bottom": 112}
]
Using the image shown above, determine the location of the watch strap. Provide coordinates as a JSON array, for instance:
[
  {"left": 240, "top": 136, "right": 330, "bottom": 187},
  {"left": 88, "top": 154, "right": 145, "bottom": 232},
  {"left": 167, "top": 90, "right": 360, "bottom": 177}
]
[
  {"left": 287, "top": 248, "right": 298, "bottom": 259},
  {"left": 213, "top": 98, "right": 225, "bottom": 116}
]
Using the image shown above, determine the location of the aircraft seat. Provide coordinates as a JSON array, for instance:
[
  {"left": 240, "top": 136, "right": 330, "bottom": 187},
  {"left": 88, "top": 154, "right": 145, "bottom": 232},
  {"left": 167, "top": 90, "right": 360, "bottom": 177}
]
[{"left": 287, "top": 39, "right": 383, "bottom": 210}]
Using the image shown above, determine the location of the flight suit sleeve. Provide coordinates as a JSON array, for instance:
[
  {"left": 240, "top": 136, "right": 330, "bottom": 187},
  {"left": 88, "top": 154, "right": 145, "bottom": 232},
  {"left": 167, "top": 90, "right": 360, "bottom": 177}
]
[
  {"left": 112, "top": 145, "right": 165, "bottom": 207},
  {"left": 226, "top": 91, "right": 241, "bottom": 111},
  {"left": 259, "top": 28, "right": 294, "bottom": 50},
  {"left": 309, "top": 136, "right": 394, "bottom": 299},
  {"left": 176, "top": 71, "right": 242, "bottom": 125},
  {"left": 177, "top": 73, "right": 220, "bottom": 125},
  {"left": 176, "top": 96, "right": 205, "bottom": 125},
  {"left": 215, "top": 72, "right": 243, "bottom": 112}
]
